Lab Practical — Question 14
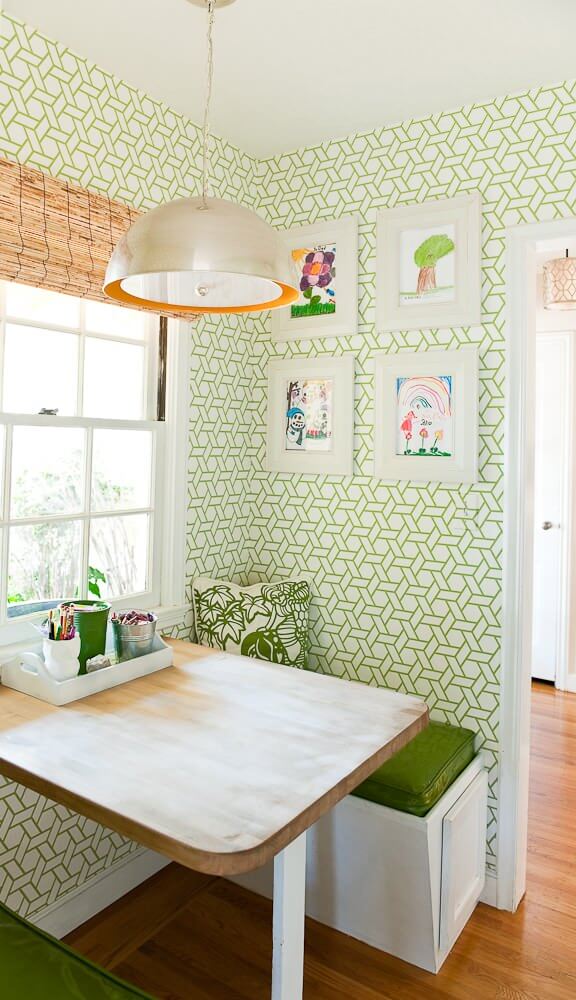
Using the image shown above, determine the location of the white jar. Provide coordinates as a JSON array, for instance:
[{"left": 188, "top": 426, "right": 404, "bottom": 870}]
[{"left": 22, "top": 636, "right": 81, "bottom": 682}]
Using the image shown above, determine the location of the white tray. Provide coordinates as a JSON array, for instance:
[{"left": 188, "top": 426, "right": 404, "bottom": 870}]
[{"left": 1, "top": 634, "right": 173, "bottom": 706}]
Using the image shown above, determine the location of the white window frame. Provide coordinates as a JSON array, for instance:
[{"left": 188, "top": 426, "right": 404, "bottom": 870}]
[{"left": 0, "top": 285, "right": 190, "bottom": 653}]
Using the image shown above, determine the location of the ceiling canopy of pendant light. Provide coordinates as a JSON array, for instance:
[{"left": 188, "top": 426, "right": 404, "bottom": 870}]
[
  {"left": 104, "top": 0, "right": 297, "bottom": 314},
  {"left": 543, "top": 249, "right": 576, "bottom": 311}
]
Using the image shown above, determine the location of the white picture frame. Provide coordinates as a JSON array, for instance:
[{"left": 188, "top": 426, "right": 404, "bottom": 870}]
[
  {"left": 374, "top": 348, "right": 478, "bottom": 483},
  {"left": 266, "top": 355, "right": 355, "bottom": 476},
  {"left": 376, "top": 193, "right": 481, "bottom": 332},
  {"left": 271, "top": 217, "right": 358, "bottom": 341}
]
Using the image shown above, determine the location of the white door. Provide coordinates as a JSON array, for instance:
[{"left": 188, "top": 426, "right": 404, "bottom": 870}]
[{"left": 531, "top": 333, "right": 571, "bottom": 682}]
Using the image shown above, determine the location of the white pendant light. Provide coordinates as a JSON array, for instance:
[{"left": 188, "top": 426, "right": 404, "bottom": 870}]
[
  {"left": 543, "top": 249, "right": 576, "bottom": 311},
  {"left": 104, "top": 0, "right": 297, "bottom": 314}
]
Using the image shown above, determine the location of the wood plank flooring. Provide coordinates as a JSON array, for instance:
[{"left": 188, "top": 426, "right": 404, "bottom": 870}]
[{"left": 67, "top": 682, "right": 576, "bottom": 998}]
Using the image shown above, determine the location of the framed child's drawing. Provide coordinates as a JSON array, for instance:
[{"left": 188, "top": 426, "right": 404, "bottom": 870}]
[
  {"left": 376, "top": 194, "right": 481, "bottom": 331},
  {"left": 374, "top": 348, "right": 478, "bottom": 483},
  {"left": 271, "top": 217, "right": 358, "bottom": 341},
  {"left": 266, "top": 355, "right": 355, "bottom": 475}
]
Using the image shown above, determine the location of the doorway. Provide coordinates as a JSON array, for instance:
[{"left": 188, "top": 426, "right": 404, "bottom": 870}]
[{"left": 500, "top": 218, "right": 576, "bottom": 914}]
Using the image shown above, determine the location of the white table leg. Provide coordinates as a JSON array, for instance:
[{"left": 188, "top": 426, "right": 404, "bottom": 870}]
[{"left": 272, "top": 831, "right": 307, "bottom": 1000}]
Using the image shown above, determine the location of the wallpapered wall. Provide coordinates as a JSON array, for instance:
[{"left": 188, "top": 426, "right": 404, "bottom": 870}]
[
  {"left": 0, "top": 12, "right": 256, "bottom": 917},
  {"left": 247, "top": 84, "right": 576, "bottom": 873},
  {"left": 2, "top": 7, "right": 576, "bottom": 915}
]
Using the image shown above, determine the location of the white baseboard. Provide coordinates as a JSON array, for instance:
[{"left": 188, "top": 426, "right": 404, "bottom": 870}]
[
  {"left": 479, "top": 871, "right": 498, "bottom": 908},
  {"left": 27, "top": 852, "right": 500, "bottom": 943},
  {"left": 30, "top": 849, "right": 169, "bottom": 939}
]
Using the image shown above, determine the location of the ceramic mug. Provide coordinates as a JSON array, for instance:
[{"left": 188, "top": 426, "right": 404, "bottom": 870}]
[{"left": 22, "top": 636, "right": 81, "bottom": 682}]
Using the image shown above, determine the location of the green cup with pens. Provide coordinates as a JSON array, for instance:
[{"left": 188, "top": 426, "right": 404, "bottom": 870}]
[{"left": 58, "top": 600, "right": 111, "bottom": 675}]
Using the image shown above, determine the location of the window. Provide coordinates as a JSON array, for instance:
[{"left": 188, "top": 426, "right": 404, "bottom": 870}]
[{"left": 0, "top": 281, "right": 182, "bottom": 643}]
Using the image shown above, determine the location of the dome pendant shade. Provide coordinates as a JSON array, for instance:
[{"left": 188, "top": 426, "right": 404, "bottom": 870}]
[
  {"left": 543, "top": 250, "right": 576, "bottom": 311},
  {"left": 104, "top": 197, "right": 298, "bottom": 314}
]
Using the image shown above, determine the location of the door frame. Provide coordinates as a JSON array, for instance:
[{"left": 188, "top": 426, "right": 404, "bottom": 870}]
[{"left": 500, "top": 216, "right": 576, "bottom": 911}]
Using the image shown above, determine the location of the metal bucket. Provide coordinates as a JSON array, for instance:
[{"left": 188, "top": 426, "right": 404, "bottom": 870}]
[{"left": 112, "top": 613, "right": 157, "bottom": 660}]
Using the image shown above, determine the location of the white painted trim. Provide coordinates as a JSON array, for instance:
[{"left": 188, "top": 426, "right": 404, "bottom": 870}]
[
  {"left": 159, "top": 317, "right": 191, "bottom": 608},
  {"left": 156, "top": 602, "right": 193, "bottom": 631},
  {"left": 31, "top": 849, "right": 168, "bottom": 939},
  {"left": 272, "top": 832, "right": 307, "bottom": 1000},
  {"left": 500, "top": 215, "right": 576, "bottom": 913},
  {"left": 479, "top": 871, "right": 498, "bottom": 908}
]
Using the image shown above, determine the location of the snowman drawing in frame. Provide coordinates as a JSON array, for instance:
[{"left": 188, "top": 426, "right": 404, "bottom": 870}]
[{"left": 286, "top": 405, "right": 306, "bottom": 450}]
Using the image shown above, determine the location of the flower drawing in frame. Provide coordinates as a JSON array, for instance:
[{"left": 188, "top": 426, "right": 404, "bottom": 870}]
[
  {"left": 290, "top": 245, "right": 336, "bottom": 319},
  {"left": 271, "top": 217, "right": 358, "bottom": 341}
]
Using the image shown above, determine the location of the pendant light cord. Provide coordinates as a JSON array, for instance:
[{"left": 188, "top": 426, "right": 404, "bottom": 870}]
[{"left": 201, "top": 0, "right": 216, "bottom": 208}]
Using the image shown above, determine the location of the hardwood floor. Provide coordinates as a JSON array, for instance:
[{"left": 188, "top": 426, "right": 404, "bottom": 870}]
[{"left": 67, "top": 682, "right": 576, "bottom": 998}]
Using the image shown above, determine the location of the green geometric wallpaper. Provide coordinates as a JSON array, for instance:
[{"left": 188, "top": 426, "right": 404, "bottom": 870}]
[
  {"left": 0, "top": 11, "right": 256, "bottom": 918},
  {"left": 1, "top": 6, "right": 576, "bottom": 917},
  {"left": 246, "top": 84, "right": 576, "bottom": 873}
]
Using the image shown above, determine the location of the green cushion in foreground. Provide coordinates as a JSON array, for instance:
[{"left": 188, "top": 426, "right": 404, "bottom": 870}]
[
  {"left": 352, "top": 722, "right": 476, "bottom": 817},
  {"left": 0, "top": 902, "right": 154, "bottom": 1000}
]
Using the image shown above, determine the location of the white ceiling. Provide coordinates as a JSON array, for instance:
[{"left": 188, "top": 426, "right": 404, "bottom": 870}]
[{"left": 6, "top": 0, "right": 576, "bottom": 158}]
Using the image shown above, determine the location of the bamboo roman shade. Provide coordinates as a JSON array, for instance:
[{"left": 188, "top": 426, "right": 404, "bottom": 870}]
[{"left": 0, "top": 156, "right": 188, "bottom": 318}]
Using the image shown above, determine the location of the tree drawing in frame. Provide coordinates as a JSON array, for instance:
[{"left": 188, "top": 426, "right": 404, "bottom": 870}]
[
  {"left": 396, "top": 374, "right": 453, "bottom": 457},
  {"left": 399, "top": 225, "right": 456, "bottom": 306},
  {"left": 290, "top": 244, "right": 336, "bottom": 319},
  {"left": 285, "top": 378, "right": 333, "bottom": 452}
]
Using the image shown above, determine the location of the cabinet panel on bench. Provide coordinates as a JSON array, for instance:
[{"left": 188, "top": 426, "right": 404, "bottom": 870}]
[{"left": 440, "top": 769, "right": 488, "bottom": 953}]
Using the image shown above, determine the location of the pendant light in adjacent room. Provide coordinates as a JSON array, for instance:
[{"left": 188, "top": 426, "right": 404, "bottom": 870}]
[
  {"left": 543, "top": 249, "right": 576, "bottom": 311},
  {"left": 104, "top": 0, "right": 297, "bottom": 314}
]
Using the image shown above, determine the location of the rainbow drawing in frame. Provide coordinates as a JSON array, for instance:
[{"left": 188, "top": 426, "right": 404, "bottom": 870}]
[
  {"left": 290, "top": 245, "right": 336, "bottom": 319},
  {"left": 285, "top": 378, "right": 334, "bottom": 452},
  {"left": 374, "top": 348, "right": 478, "bottom": 484},
  {"left": 396, "top": 374, "right": 453, "bottom": 458}
]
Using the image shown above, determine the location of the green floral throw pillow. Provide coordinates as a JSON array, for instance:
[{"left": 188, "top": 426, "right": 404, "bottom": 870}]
[{"left": 193, "top": 577, "right": 310, "bottom": 669}]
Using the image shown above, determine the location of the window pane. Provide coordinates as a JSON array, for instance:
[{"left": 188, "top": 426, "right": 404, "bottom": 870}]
[
  {"left": 7, "top": 520, "right": 82, "bottom": 617},
  {"left": 83, "top": 339, "right": 146, "bottom": 419},
  {"left": 89, "top": 514, "right": 149, "bottom": 599},
  {"left": 5, "top": 282, "right": 80, "bottom": 328},
  {"left": 11, "top": 426, "right": 85, "bottom": 518},
  {"left": 3, "top": 325, "right": 79, "bottom": 415},
  {"left": 92, "top": 430, "right": 152, "bottom": 511},
  {"left": 85, "top": 300, "right": 147, "bottom": 340}
]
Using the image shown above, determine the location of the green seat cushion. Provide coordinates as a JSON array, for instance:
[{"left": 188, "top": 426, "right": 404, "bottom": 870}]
[
  {"left": 352, "top": 722, "right": 476, "bottom": 816},
  {"left": 193, "top": 577, "right": 310, "bottom": 668},
  {"left": 0, "top": 902, "right": 153, "bottom": 999}
]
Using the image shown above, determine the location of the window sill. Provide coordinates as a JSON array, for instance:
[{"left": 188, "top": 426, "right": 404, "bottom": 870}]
[{"left": 0, "top": 603, "right": 192, "bottom": 668}]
